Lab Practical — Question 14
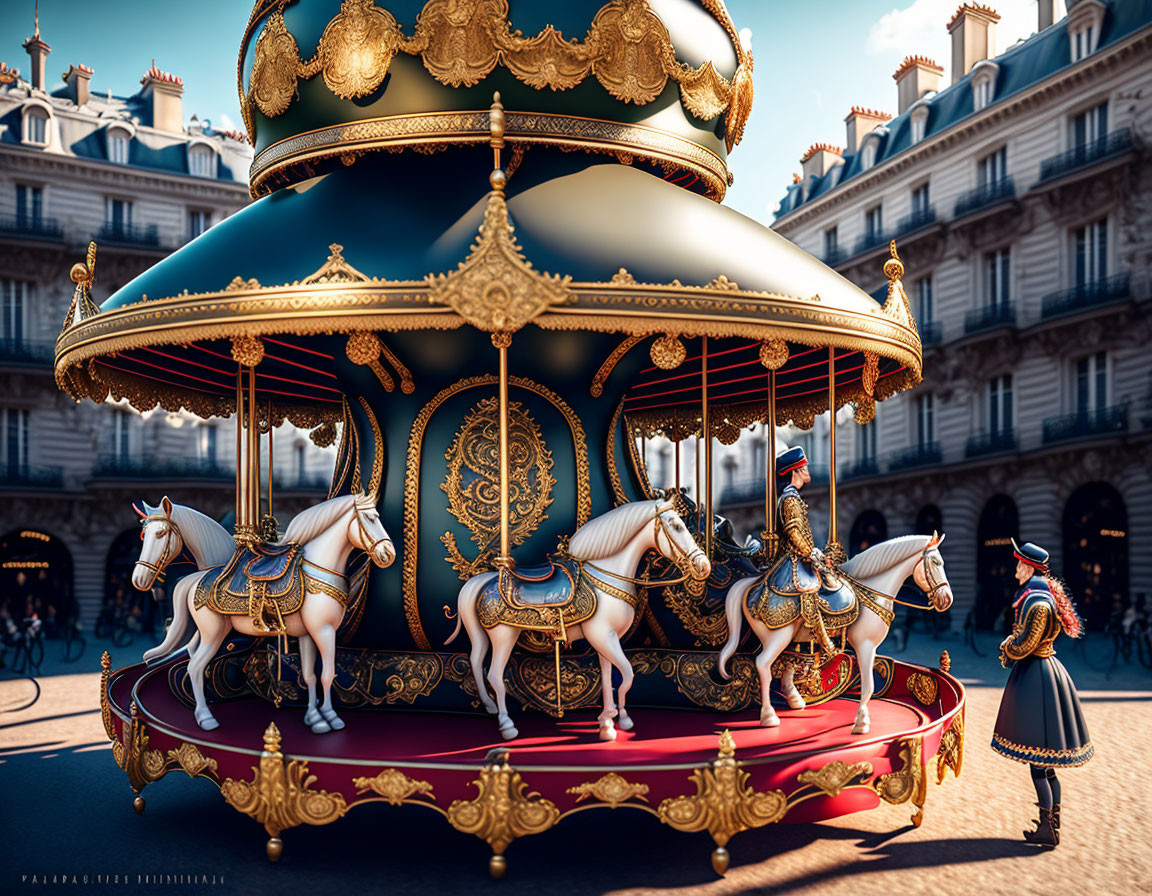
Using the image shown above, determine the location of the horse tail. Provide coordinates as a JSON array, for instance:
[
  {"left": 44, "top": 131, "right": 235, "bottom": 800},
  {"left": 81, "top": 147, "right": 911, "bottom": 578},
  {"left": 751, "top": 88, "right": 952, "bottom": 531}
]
[
  {"left": 444, "top": 607, "right": 464, "bottom": 645},
  {"left": 143, "top": 572, "right": 199, "bottom": 665},
  {"left": 719, "top": 577, "right": 749, "bottom": 680},
  {"left": 445, "top": 574, "right": 486, "bottom": 645}
]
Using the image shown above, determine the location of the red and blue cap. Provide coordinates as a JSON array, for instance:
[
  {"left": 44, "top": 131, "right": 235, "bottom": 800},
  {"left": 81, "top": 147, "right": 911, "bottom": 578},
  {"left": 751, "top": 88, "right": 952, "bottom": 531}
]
[
  {"left": 1012, "top": 539, "right": 1049, "bottom": 569},
  {"left": 777, "top": 446, "right": 808, "bottom": 477}
]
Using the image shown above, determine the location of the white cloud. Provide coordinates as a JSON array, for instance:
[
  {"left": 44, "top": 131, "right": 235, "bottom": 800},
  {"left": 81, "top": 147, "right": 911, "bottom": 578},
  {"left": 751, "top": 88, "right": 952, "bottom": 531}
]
[
  {"left": 217, "top": 112, "right": 238, "bottom": 132},
  {"left": 867, "top": 0, "right": 1067, "bottom": 77}
]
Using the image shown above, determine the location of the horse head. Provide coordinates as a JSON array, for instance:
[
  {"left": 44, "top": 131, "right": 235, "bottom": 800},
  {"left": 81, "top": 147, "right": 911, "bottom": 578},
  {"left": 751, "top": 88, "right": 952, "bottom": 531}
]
[
  {"left": 654, "top": 499, "right": 711, "bottom": 582},
  {"left": 350, "top": 492, "right": 395, "bottom": 568},
  {"left": 132, "top": 496, "right": 183, "bottom": 591},
  {"left": 912, "top": 531, "right": 953, "bottom": 611}
]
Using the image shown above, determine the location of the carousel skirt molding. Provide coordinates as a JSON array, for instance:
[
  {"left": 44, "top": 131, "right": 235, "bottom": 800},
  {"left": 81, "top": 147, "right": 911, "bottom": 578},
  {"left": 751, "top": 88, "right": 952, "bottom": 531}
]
[
  {"left": 989, "top": 732, "right": 1095, "bottom": 768},
  {"left": 100, "top": 650, "right": 966, "bottom": 875}
]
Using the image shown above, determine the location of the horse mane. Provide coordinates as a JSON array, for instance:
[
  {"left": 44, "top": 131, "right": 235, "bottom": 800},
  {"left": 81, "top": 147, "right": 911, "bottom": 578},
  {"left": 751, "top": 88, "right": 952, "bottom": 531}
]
[
  {"left": 168, "top": 504, "right": 235, "bottom": 567},
  {"left": 569, "top": 500, "right": 660, "bottom": 561},
  {"left": 282, "top": 494, "right": 357, "bottom": 545},
  {"left": 841, "top": 534, "right": 930, "bottom": 579}
]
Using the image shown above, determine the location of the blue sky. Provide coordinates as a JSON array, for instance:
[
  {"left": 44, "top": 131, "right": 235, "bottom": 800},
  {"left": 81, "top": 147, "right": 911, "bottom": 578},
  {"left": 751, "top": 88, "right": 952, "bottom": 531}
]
[{"left": 1, "top": 0, "right": 1058, "bottom": 221}]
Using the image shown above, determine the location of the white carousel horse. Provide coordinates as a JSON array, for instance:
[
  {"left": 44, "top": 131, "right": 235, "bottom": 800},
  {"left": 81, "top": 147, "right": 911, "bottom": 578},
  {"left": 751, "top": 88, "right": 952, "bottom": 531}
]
[
  {"left": 446, "top": 498, "right": 711, "bottom": 742},
  {"left": 719, "top": 533, "right": 953, "bottom": 735},
  {"left": 146, "top": 493, "right": 395, "bottom": 734},
  {"left": 134, "top": 497, "right": 236, "bottom": 663}
]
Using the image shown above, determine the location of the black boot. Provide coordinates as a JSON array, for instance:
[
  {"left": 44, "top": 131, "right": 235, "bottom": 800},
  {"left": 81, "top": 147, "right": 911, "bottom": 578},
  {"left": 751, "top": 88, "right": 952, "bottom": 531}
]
[
  {"left": 1024, "top": 807, "right": 1057, "bottom": 848},
  {"left": 1051, "top": 803, "right": 1061, "bottom": 842}
]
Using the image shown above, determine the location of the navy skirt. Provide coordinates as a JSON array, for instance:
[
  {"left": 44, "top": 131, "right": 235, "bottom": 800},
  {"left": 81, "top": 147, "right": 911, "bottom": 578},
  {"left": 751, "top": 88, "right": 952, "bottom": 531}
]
[{"left": 991, "top": 654, "right": 1093, "bottom": 767}]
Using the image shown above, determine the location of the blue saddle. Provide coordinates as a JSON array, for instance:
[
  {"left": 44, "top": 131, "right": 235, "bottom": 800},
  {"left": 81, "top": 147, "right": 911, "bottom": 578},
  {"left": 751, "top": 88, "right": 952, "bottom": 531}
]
[
  {"left": 501, "top": 557, "right": 583, "bottom": 607},
  {"left": 193, "top": 542, "right": 305, "bottom": 620}
]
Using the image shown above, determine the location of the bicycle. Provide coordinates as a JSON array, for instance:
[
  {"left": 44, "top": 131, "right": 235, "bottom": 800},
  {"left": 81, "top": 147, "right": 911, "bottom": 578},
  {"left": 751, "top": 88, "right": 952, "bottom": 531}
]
[
  {"left": 60, "top": 616, "right": 86, "bottom": 663},
  {"left": 0, "top": 616, "right": 43, "bottom": 712}
]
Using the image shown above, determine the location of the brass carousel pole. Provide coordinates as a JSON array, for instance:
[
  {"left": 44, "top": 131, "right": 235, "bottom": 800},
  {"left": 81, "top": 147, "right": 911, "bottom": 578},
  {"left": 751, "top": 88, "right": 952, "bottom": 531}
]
[
  {"left": 765, "top": 369, "right": 777, "bottom": 558},
  {"left": 235, "top": 371, "right": 245, "bottom": 540},
  {"left": 489, "top": 94, "right": 512, "bottom": 571},
  {"left": 248, "top": 364, "right": 259, "bottom": 534},
  {"left": 827, "top": 347, "right": 837, "bottom": 548},
  {"left": 673, "top": 409, "right": 681, "bottom": 495},
  {"left": 702, "top": 336, "right": 712, "bottom": 560},
  {"left": 267, "top": 399, "right": 274, "bottom": 532}
]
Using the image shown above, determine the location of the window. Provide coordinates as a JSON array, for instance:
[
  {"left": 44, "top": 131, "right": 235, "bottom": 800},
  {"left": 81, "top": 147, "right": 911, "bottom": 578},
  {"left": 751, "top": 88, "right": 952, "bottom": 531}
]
[
  {"left": 916, "top": 277, "right": 933, "bottom": 325},
  {"left": 974, "top": 79, "right": 993, "bottom": 111},
  {"left": 295, "top": 443, "right": 306, "bottom": 480},
  {"left": 1071, "top": 25, "right": 1097, "bottom": 62},
  {"left": 916, "top": 394, "right": 934, "bottom": 447},
  {"left": 1, "top": 280, "right": 30, "bottom": 344},
  {"left": 911, "top": 183, "right": 930, "bottom": 216},
  {"left": 865, "top": 206, "right": 883, "bottom": 240},
  {"left": 1075, "top": 352, "right": 1107, "bottom": 414},
  {"left": 111, "top": 409, "right": 131, "bottom": 459},
  {"left": 188, "top": 209, "right": 210, "bottom": 239},
  {"left": 823, "top": 226, "right": 838, "bottom": 258},
  {"left": 910, "top": 114, "right": 926, "bottom": 144},
  {"left": 861, "top": 142, "right": 876, "bottom": 171},
  {"left": 751, "top": 439, "right": 766, "bottom": 477},
  {"left": 988, "top": 375, "right": 1013, "bottom": 434},
  {"left": 199, "top": 423, "right": 217, "bottom": 464},
  {"left": 856, "top": 419, "right": 877, "bottom": 462},
  {"left": 984, "top": 248, "right": 1011, "bottom": 308},
  {"left": 3, "top": 408, "right": 29, "bottom": 472},
  {"left": 107, "top": 129, "right": 130, "bottom": 164},
  {"left": 977, "top": 147, "right": 1007, "bottom": 187},
  {"left": 188, "top": 145, "right": 215, "bottom": 178},
  {"left": 23, "top": 108, "right": 48, "bottom": 145},
  {"left": 15, "top": 185, "right": 43, "bottom": 228},
  {"left": 1071, "top": 102, "right": 1107, "bottom": 148},
  {"left": 105, "top": 198, "right": 133, "bottom": 232},
  {"left": 1074, "top": 219, "right": 1107, "bottom": 286}
]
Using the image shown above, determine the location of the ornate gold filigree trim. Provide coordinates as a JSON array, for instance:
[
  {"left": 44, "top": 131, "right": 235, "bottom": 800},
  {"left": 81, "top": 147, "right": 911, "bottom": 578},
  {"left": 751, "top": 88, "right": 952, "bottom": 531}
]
[
  {"left": 936, "top": 710, "right": 964, "bottom": 784},
  {"left": 590, "top": 334, "right": 645, "bottom": 397},
  {"left": 403, "top": 375, "right": 590, "bottom": 649},
  {"left": 353, "top": 768, "right": 437, "bottom": 805},
  {"left": 168, "top": 742, "right": 220, "bottom": 782},
  {"left": 99, "top": 651, "right": 115, "bottom": 741},
  {"left": 873, "top": 736, "right": 927, "bottom": 827},
  {"left": 221, "top": 723, "right": 349, "bottom": 850},
  {"left": 632, "top": 652, "right": 759, "bottom": 712},
  {"left": 796, "top": 760, "right": 873, "bottom": 798},
  {"left": 243, "top": 0, "right": 751, "bottom": 148},
  {"left": 905, "top": 671, "right": 939, "bottom": 706},
  {"left": 567, "top": 773, "right": 651, "bottom": 808},
  {"left": 355, "top": 395, "right": 384, "bottom": 498},
  {"left": 111, "top": 701, "right": 169, "bottom": 795}
]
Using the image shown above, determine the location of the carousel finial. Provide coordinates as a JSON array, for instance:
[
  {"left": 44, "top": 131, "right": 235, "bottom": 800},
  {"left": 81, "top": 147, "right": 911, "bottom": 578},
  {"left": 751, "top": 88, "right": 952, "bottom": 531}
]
[
  {"left": 489, "top": 92, "right": 506, "bottom": 193},
  {"left": 884, "top": 241, "right": 904, "bottom": 282}
]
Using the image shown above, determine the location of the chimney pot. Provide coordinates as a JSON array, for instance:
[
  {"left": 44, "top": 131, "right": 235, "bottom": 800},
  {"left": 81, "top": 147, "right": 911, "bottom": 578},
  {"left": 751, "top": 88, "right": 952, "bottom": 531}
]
[
  {"left": 62, "top": 63, "right": 92, "bottom": 107},
  {"left": 139, "top": 63, "right": 184, "bottom": 133},
  {"left": 800, "top": 142, "right": 843, "bottom": 180},
  {"left": 844, "top": 106, "right": 893, "bottom": 152},
  {"left": 947, "top": 4, "right": 1001, "bottom": 84},
  {"left": 893, "top": 56, "right": 944, "bottom": 114},
  {"left": 1038, "top": 0, "right": 1058, "bottom": 30}
]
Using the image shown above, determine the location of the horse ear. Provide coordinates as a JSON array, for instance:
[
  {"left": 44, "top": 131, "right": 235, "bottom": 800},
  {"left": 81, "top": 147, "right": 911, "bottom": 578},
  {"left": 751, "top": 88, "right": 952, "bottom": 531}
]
[
  {"left": 133, "top": 502, "right": 147, "bottom": 519},
  {"left": 161, "top": 496, "right": 174, "bottom": 517},
  {"left": 937, "top": 532, "right": 945, "bottom": 545}
]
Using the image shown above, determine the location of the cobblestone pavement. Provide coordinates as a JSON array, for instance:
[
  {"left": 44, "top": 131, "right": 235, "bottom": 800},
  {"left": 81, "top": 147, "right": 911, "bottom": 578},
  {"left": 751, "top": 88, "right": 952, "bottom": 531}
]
[{"left": 1, "top": 631, "right": 1149, "bottom": 895}]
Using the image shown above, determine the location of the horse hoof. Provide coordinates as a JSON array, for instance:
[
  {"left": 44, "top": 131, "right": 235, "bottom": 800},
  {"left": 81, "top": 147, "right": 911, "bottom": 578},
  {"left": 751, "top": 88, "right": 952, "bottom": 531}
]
[
  {"left": 760, "top": 714, "right": 781, "bottom": 728},
  {"left": 310, "top": 719, "right": 332, "bottom": 734},
  {"left": 319, "top": 707, "right": 345, "bottom": 730},
  {"left": 786, "top": 694, "right": 807, "bottom": 710},
  {"left": 196, "top": 715, "right": 219, "bottom": 732},
  {"left": 617, "top": 712, "right": 634, "bottom": 732},
  {"left": 303, "top": 707, "right": 322, "bottom": 726},
  {"left": 599, "top": 721, "right": 617, "bottom": 742},
  {"left": 500, "top": 725, "right": 519, "bottom": 741},
  {"left": 851, "top": 721, "right": 870, "bottom": 735}
]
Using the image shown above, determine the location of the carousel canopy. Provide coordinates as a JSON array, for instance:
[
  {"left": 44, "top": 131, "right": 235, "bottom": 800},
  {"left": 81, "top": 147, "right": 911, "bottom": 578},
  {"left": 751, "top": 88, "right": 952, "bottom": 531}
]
[{"left": 55, "top": 0, "right": 921, "bottom": 429}]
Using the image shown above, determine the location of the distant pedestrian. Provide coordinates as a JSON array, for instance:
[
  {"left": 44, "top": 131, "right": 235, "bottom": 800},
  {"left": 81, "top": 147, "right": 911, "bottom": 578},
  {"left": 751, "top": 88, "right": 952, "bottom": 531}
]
[{"left": 991, "top": 541, "right": 1092, "bottom": 848}]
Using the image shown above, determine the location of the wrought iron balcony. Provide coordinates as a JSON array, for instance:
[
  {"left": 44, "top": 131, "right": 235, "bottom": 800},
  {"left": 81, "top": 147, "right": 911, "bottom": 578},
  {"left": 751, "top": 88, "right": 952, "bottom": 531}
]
[
  {"left": 823, "top": 246, "right": 848, "bottom": 267},
  {"left": 92, "top": 454, "right": 232, "bottom": 480},
  {"left": 0, "top": 464, "right": 64, "bottom": 488},
  {"left": 964, "top": 302, "right": 1015, "bottom": 334},
  {"left": 894, "top": 206, "right": 937, "bottom": 237},
  {"left": 853, "top": 229, "right": 889, "bottom": 257},
  {"left": 919, "top": 321, "right": 942, "bottom": 347},
  {"left": 842, "top": 459, "right": 880, "bottom": 480},
  {"left": 965, "top": 429, "right": 1017, "bottom": 457},
  {"left": 1040, "top": 274, "right": 1131, "bottom": 320},
  {"left": 888, "top": 442, "right": 942, "bottom": 472},
  {"left": 954, "top": 176, "right": 1016, "bottom": 218},
  {"left": 96, "top": 222, "right": 161, "bottom": 249},
  {"left": 0, "top": 338, "right": 53, "bottom": 367},
  {"left": 0, "top": 214, "right": 65, "bottom": 241},
  {"left": 1042, "top": 405, "right": 1128, "bottom": 444},
  {"left": 1038, "top": 130, "right": 1134, "bottom": 183}
]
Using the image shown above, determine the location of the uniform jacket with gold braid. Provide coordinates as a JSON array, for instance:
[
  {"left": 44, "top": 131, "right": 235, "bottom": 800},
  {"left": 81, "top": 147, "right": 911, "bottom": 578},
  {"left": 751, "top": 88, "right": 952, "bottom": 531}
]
[
  {"left": 745, "top": 485, "right": 858, "bottom": 654},
  {"left": 999, "top": 578, "right": 1060, "bottom": 667}
]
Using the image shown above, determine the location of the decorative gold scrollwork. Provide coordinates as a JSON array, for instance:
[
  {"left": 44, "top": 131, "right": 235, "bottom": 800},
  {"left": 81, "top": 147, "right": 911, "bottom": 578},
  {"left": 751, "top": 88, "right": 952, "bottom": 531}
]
[
  {"left": 353, "top": 768, "right": 436, "bottom": 805},
  {"left": 442, "top": 396, "right": 555, "bottom": 580},
  {"left": 632, "top": 651, "right": 758, "bottom": 712},
  {"left": 658, "top": 731, "right": 787, "bottom": 874},
  {"left": 936, "top": 710, "right": 965, "bottom": 784},
  {"left": 873, "top": 736, "right": 927, "bottom": 827},
  {"left": 167, "top": 742, "right": 220, "bottom": 782},
  {"left": 797, "top": 760, "right": 873, "bottom": 798},
  {"left": 447, "top": 752, "right": 560, "bottom": 878},
  {"left": 567, "top": 773, "right": 650, "bottom": 808},
  {"left": 660, "top": 587, "right": 730, "bottom": 646},
  {"left": 590, "top": 334, "right": 645, "bottom": 397},
  {"left": 650, "top": 333, "right": 686, "bottom": 370},
  {"left": 111, "top": 700, "right": 169, "bottom": 795},
  {"left": 99, "top": 651, "right": 115, "bottom": 741},
  {"left": 221, "top": 723, "right": 349, "bottom": 856},
  {"left": 905, "top": 671, "right": 939, "bottom": 707}
]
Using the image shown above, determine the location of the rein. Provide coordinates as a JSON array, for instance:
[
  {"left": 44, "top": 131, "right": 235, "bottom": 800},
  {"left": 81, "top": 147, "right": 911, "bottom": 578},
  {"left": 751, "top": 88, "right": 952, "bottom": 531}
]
[
  {"left": 841, "top": 544, "right": 949, "bottom": 611},
  {"left": 580, "top": 512, "right": 703, "bottom": 591},
  {"left": 136, "top": 515, "right": 185, "bottom": 590}
]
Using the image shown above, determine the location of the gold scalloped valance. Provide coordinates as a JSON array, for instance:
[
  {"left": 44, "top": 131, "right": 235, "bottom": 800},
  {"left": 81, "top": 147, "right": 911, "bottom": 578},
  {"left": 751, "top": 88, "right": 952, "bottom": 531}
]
[{"left": 243, "top": 0, "right": 753, "bottom": 151}]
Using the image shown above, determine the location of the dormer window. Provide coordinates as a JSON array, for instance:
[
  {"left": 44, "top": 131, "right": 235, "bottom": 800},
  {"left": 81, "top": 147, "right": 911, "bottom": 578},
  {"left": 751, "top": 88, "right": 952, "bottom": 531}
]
[
  {"left": 188, "top": 144, "right": 215, "bottom": 178},
  {"left": 23, "top": 107, "right": 48, "bottom": 146},
  {"left": 860, "top": 142, "right": 876, "bottom": 171},
  {"left": 107, "top": 127, "right": 131, "bottom": 165},
  {"left": 1068, "top": 0, "right": 1106, "bottom": 62},
  {"left": 970, "top": 61, "right": 999, "bottom": 113}
]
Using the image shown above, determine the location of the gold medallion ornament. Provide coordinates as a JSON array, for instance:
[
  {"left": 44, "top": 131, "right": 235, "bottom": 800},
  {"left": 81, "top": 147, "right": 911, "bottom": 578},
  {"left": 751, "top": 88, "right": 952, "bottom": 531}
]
[
  {"left": 759, "top": 338, "right": 788, "bottom": 370},
  {"left": 936, "top": 710, "right": 965, "bottom": 784},
  {"left": 650, "top": 333, "right": 686, "bottom": 370},
  {"left": 567, "top": 773, "right": 651, "bottom": 808},
  {"left": 796, "top": 760, "right": 873, "bottom": 798},
  {"left": 352, "top": 768, "right": 436, "bottom": 805},
  {"left": 873, "top": 736, "right": 928, "bottom": 827},
  {"left": 442, "top": 396, "right": 556, "bottom": 579},
  {"left": 905, "top": 671, "right": 940, "bottom": 706},
  {"left": 231, "top": 334, "right": 264, "bottom": 367}
]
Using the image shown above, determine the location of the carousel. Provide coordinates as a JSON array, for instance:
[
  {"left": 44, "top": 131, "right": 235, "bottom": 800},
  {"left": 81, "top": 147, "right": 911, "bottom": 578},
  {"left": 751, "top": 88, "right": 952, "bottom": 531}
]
[{"left": 58, "top": 0, "right": 965, "bottom": 877}]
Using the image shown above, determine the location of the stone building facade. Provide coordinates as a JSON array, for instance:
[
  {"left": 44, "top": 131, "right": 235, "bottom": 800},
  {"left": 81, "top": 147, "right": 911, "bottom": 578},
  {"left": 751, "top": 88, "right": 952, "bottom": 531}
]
[
  {"left": 0, "top": 20, "right": 334, "bottom": 633},
  {"left": 723, "top": 0, "right": 1152, "bottom": 631}
]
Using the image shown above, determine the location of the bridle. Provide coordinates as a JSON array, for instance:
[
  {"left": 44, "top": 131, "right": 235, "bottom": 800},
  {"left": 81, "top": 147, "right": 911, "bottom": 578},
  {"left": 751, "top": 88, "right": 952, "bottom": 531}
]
[
  {"left": 135, "top": 515, "right": 184, "bottom": 590},
  {"left": 581, "top": 506, "right": 708, "bottom": 590},
  {"left": 915, "top": 543, "right": 952, "bottom": 609},
  {"left": 352, "top": 497, "right": 392, "bottom": 564}
]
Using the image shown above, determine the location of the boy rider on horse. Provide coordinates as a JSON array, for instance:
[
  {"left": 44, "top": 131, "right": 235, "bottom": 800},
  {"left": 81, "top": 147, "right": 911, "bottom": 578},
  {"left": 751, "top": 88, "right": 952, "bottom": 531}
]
[{"left": 765, "top": 446, "right": 856, "bottom": 656}]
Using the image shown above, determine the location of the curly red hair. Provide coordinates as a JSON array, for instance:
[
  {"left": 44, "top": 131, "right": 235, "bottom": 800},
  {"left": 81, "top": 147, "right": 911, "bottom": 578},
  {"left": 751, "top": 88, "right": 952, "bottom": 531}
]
[{"left": 1042, "top": 572, "right": 1083, "bottom": 638}]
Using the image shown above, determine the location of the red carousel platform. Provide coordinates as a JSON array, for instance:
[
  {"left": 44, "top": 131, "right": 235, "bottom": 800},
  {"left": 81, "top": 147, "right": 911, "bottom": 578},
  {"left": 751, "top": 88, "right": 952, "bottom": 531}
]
[{"left": 100, "top": 650, "right": 965, "bottom": 876}]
